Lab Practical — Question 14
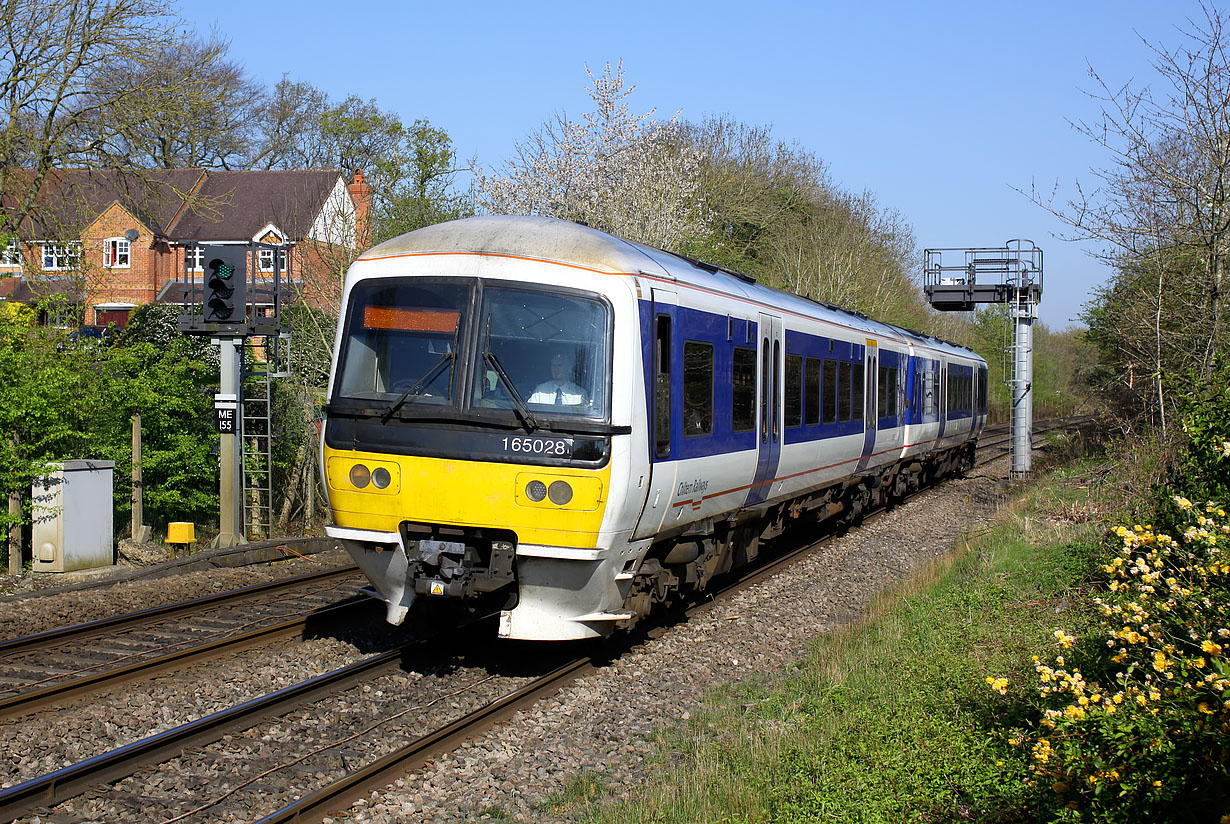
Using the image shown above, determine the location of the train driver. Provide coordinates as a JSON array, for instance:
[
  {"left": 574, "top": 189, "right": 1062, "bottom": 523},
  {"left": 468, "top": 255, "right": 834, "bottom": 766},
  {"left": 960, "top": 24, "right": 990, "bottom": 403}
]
[{"left": 529, "top": 352, "right": 588, "bottom": 406}]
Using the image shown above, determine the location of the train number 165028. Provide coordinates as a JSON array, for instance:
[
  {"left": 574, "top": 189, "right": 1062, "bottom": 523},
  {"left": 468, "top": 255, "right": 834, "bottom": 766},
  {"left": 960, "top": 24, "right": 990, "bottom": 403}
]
[{"left": 501, "top": 436, "right": 570, "bottom": 456}]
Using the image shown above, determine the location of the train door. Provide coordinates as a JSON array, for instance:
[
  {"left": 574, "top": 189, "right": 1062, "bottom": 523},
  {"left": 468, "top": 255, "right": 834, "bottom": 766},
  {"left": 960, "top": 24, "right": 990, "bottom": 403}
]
[
  {"left": 745, "top": 313, "right": 783, "bottom": 507},
  {"left": 937, "top": 362, "right": 948, "bottom": 439},
  {"left": 857, "top": 339, "right": 879, "bottom": 471},
  {"left": 632, "top": 288, "right": 678, "bottom": 540}
]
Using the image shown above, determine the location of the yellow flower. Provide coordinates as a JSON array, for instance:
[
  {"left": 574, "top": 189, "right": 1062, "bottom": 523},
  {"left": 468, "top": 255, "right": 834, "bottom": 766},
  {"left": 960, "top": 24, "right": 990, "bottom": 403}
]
[{"left": 1203, "top": 639, "right": 1223, "bottom": 655}]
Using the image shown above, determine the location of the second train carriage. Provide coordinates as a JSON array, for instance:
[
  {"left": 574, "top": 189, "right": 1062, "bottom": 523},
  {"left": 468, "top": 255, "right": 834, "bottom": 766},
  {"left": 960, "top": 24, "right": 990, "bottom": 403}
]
[{"left": 321, "top": 216, "right": 987, "bottom": 640}]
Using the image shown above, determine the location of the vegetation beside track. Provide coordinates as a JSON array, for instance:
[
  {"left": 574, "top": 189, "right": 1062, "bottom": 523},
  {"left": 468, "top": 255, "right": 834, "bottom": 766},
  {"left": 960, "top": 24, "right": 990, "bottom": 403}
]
[{"left": 547, "top": 398, "right": 1229, "bottom": 823}]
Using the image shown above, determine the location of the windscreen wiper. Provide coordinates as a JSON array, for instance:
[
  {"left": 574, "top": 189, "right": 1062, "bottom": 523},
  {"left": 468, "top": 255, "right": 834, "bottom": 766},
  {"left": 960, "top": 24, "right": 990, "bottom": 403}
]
[
  {"left": 380, "top": 351, "right": 454, "bottom": 424},
  {"left": 483, "top": 314, "right": 538, "bottom": 432}
]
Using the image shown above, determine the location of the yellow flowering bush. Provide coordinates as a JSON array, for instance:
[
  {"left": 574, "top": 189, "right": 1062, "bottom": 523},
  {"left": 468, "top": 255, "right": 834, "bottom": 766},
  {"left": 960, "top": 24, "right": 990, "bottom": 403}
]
[{"left": 992, "top": 501, "right": 1230, "bottom": 821}]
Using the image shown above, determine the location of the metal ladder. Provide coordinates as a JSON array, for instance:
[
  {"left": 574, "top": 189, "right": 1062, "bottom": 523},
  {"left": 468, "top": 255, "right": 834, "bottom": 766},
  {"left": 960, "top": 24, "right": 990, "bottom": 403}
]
[{"left": 242, "top": 339, "right": 274, "bottom": 540}]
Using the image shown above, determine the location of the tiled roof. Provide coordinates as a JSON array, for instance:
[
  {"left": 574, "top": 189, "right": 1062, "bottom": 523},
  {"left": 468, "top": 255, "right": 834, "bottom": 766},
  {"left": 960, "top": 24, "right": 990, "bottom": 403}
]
[
  {"left": 171, "top": 171, "right": 342, "bottom": 241},
  {"left": 3, "top": 169, "right": 206, "bottom": 238},
  {"left": 2, "top": 168, "right": 344, "bottom": 242},
  {"left": 0, "top": 274, "right": 83, "bottom": 303}
]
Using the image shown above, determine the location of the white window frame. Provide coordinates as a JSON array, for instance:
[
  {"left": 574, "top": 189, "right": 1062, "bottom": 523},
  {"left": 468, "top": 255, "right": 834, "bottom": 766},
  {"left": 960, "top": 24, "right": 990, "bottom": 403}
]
[
  {"left": 258, "top": 247, "right": 288, "bottom": 273},
  {"left": 42, "top": 242, "right": 80, "bottom": 271},
  {"left": 103, "top": 237, "right": 131, "bottom": 269},
  {"left": 1, "top": 239, "right": 20, "bottom": 266},
  {"left": 48, "top": 304, "right": 78, "bottom": 329},
  {"left": 184, "top": 246, "right": 204, "bottom": 273}
]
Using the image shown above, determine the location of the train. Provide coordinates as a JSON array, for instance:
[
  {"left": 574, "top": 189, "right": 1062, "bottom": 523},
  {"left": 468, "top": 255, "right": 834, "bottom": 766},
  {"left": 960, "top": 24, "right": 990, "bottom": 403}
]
[{"left": 320, "top": 216, "right": 988, "bottom": 640}]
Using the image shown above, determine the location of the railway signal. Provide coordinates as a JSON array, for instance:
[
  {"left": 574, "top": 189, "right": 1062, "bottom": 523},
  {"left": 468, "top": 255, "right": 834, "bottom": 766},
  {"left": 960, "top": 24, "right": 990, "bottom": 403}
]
[{"left": 203, "top": 247, "right": 247, "bottom": 323}]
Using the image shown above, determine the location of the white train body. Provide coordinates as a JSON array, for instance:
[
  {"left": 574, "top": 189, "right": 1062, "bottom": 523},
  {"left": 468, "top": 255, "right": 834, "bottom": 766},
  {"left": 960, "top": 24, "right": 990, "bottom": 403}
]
[{"left": 321, "top": 217, "right": 987, "bottom": 640}]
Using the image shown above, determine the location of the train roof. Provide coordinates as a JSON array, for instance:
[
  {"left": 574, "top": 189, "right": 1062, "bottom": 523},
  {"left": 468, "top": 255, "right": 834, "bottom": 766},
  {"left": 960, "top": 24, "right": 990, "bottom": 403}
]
[{"left": 359, "top": 216, "right": 981, "bottom": 362}]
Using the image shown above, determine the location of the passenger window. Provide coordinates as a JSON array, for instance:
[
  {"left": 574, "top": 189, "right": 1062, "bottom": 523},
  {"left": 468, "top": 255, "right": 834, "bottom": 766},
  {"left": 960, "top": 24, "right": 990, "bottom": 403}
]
[
  {"left": 838, "top": 361, "right": 852, "bottom": 422},
  {"left": 805, "top": 357, "right": 821, "bottom": 425},
  {"left": 822, "top": 359, "right": 837, "bottom": 424},
  {"left": 732, "top": 347, "right": 756, "bottom": 432},
  {"left": 785, "top": 354, "right": 802, "bottom": 428},
  {"left": 877, "top": 365, "right": 888, "bottom": 417},
  {"left": 878, "top": 364, "right": 898, "bottom": 418},
  {"left": 682, "top": 341, "right": 713, "bottom": 437}
]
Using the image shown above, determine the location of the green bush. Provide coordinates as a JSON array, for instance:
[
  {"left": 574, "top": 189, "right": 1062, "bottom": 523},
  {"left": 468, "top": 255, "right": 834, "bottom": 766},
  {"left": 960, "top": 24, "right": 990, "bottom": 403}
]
[
  {"left": 990, "top": 364, "right": 1230, "bottom": 822},
  {"left": 1, "top": 302, "right": 219, "bottom": 546}
]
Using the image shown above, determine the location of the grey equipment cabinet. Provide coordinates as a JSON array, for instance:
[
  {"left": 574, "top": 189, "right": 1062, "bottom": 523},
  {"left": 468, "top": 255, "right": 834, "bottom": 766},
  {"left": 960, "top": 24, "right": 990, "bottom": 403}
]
[{"left": 31, "top": 460, "right": 116, "bottom": 573}]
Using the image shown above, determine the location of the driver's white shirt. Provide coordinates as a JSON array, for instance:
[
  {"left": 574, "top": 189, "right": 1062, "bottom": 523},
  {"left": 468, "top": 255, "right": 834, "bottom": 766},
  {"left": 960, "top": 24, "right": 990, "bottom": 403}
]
[{"left": 528, "top": 380, "right": 586, "bottom": 405}]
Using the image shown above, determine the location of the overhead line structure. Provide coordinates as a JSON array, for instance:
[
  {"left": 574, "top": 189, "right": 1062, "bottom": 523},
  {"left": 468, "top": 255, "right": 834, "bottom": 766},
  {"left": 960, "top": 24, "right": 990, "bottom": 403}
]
[{"left": 923, "top": 240, "right": 1043, "bottom": 477}]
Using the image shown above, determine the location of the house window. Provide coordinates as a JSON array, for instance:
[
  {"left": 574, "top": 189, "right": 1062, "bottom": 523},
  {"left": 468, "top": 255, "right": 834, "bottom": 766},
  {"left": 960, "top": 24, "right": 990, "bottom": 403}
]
[
  {"left": 42, "top": 242, "right": 80, "bottom": 271},
  {"left": 259, "top": 247, "right": 288, "bottom": 273},
  {"left": 103, "top": 238, "right": 130, "bottom": 268},
  {"left": 1, "top": 240, "right": 20, "bottom": 266},
  {"left": 48, "top": 304, "right": 78, "bottom": 329},
  {"left": 185, "top": 246, "right": 203, "bottom": 272}
]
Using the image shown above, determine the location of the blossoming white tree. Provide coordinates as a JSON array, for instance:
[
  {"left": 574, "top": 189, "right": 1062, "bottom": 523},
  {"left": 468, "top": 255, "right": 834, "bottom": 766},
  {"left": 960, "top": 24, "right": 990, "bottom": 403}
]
[{"left": 474, "top": 62, "right": 710, "bottom": 250}]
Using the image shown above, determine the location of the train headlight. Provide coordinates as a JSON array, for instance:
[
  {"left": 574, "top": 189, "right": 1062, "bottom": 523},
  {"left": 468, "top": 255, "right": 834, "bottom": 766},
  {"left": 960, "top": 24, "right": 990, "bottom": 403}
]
[
  {"left": 349, "top": 464, "right": 371, "bottom": 489},
  {"left": 526, "top": 480, "right": 547, "bottom": 502},
  {"left": 547, "top": 480, "right": 573, "bottom": 505},
  {"left": 372, "top": 467, "right": 392, "bottom": 489}
]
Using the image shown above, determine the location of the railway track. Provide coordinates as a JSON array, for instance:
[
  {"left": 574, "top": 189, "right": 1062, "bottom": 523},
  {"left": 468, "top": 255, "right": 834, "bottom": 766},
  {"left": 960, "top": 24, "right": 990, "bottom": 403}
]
[
  {"left": 0, "top": 418, "right": 1089, "bottom": 824},
  {"left": 0, "top": 564, "right": 365, "bottom": 719}
]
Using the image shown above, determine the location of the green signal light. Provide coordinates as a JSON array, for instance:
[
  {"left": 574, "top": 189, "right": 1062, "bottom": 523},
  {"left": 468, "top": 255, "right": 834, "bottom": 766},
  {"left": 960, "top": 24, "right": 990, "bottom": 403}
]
[{"left": 212, "top": 260, "right": 234, "bottom": 280}]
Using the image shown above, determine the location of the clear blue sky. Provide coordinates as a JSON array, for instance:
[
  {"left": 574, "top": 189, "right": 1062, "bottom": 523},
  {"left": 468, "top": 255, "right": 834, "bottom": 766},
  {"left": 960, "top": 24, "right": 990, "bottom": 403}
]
[{"left": 177, "top": 0, "right": 1205, "bottom": 329}]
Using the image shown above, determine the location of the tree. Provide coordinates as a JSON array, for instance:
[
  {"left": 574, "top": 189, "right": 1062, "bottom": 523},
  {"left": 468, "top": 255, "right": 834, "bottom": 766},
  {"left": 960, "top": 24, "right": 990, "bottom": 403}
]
[
  {"left": 0, "top": 0, "right": 187, "bottom": 239},
  {"left": 373, "top": 119, "right": 472, "bottom": 242},
  {"left": 475, "top": 61, "right": 710, "bottom": 250},
  {"left": 247, "top": 75, "right": 330, "bottom": 172},
  {"left": 82, "top": 33, "right": 262, "bottom": 169},
  {"left": 1035, "top": 2, "right": 1230, "bottom": 429},
  {"left": 682, "top": 116, "right": 928, "bottom": 328}
]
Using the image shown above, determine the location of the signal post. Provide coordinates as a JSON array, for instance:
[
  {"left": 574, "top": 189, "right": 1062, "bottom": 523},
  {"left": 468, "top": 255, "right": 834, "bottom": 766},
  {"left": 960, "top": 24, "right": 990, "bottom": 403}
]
[
  {"left": 178, "top": 243, "right": 290, "bottom": 547},
  {"left": 922, "top": 241, "right": 1043, "bottom": 478}
]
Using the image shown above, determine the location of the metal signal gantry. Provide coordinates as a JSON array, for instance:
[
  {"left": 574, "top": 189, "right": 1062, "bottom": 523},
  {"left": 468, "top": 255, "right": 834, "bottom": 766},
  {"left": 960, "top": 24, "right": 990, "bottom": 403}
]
[{"left": 923, "top": 241, "right": 1043, "bottom": 478}]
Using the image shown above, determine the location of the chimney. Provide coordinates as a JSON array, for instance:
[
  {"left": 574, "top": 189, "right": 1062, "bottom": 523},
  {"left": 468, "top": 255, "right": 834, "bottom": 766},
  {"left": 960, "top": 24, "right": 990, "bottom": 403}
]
[{"left": 348, "top": 169, "right": 373, "bottom": 248}]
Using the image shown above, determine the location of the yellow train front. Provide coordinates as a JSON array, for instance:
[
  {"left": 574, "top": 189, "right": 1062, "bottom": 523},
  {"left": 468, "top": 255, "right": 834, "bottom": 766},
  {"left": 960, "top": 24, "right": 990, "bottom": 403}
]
[{"left": 321, "top": 216, "right": 649, "bottom": 641}]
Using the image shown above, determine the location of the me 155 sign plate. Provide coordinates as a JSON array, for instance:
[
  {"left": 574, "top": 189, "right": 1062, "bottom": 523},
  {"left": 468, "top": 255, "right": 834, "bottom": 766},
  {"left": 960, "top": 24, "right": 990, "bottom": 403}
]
[{"left": 215, "top": 405, "right": 237, "bottom": 434}]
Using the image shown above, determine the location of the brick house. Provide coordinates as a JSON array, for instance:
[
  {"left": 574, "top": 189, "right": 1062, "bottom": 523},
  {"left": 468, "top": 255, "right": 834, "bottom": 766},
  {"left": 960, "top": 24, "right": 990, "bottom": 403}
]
[{"left": 0, "top": 168, "right": 371, "bottom": 327}]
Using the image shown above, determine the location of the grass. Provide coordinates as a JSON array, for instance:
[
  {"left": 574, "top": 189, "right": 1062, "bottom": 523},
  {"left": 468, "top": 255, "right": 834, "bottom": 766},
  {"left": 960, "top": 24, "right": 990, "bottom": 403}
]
[{"left": 549, "top": 458, "right": 1114, "bottom": 824}]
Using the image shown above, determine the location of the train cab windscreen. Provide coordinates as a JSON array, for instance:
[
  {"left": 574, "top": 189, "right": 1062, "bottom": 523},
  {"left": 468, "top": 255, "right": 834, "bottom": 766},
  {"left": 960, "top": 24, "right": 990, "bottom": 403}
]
[
  {"left": 473, "top": 286, "right": 609, "bottom": 420},
  {"left": 333, "top": 279, "right": 610, "bottom": 423},
  {"left": 336, "top": 281, "right": 468, "bottom": 405}
]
